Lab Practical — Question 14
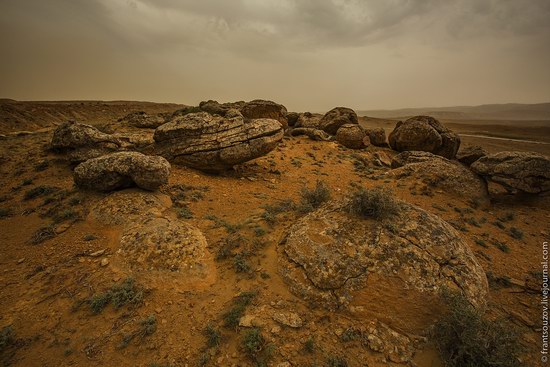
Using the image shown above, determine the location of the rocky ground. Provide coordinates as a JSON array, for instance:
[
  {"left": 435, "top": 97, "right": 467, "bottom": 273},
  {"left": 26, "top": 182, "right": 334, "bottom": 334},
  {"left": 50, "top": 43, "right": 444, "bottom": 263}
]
[{"left": 0, "top": 100, "right": 548, "bottom": 367}]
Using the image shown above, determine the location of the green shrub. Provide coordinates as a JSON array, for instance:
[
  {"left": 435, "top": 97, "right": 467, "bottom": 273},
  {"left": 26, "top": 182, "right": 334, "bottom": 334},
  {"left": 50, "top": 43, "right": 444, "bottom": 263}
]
[
  {"left": 89, "top": 278, "right": 143, "bottom": 314},
  {"left": 177, "top": 206, "right": 193, "bottom": 219},
  {"left": 29, "top": 226, "right": 55, "bottom": 245},
  {"left": 204, "top": 324, "right": 221, "bottom": 348},
  {"left": 241, "top": 328, "right": 274, "bottom": 367},
  {"left": 223, "top": 291, "right": 257, "bottom": 328},
  {"left": 348, "top": 187, "right": 400, "bottom": 219},
  {"left": 509, "top": 227, "right": 523, "bottom": 240},
  {"left": 0, "top": 326, "right": 15, "bottom": 351},
  {"left": 299, "top": 180, "right": 331, "bottom": 212},
  {"left": 304, "top": 336, "right": 315, "bottom": 353},
  {"left": 432, "top": 289, "right": 522, "bottom": 367},
  {"left": 0, "top": 208, "right": 13, "bottom": 219},
  {"left": 23, "top": 185, "right": 58, "bottom": 200},
  {"left": 326, "top": 356, "right": 348, "bottom": 367}
]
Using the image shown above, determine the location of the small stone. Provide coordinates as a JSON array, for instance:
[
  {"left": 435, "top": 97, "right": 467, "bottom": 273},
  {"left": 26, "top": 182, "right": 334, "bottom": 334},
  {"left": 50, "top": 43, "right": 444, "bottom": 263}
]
[
  {"left": 100, "top": 258, "right": 109, "bottom": 267},
  {"left": 270, "top": 325, "right": 281, "bottom": 335},
  {"left": 16, "top": 258, "right": 25, "bottom": 264},
  {"left": 55, "top": 223, "right": 71, "bottom": 234},
  {"left": 239, "top": 314, "right": 255, "bottom": 327},
  {"left": 272, "top": 312, "right": 303, "bottom": 328},
  {"left": 89, "top": 249, "right": 105, "bottom": 257}
]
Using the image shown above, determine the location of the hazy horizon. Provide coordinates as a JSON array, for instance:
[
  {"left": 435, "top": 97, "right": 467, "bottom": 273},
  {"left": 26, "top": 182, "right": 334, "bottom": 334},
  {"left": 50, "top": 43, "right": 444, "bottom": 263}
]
[{"left": 1, "top": 0, "right": 550, "bottom": 111}]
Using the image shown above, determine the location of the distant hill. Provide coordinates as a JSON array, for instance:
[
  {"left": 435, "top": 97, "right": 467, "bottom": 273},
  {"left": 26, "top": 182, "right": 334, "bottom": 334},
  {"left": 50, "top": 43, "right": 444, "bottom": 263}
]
[{"left": 357, "top": 102, "right": 550, "bottom": 121}]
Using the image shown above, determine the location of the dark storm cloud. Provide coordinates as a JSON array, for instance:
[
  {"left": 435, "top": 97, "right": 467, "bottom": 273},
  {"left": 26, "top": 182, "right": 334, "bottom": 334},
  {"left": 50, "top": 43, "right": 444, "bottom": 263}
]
[{"left": 0, "top": 0, "right": 549, "bottom": 109}]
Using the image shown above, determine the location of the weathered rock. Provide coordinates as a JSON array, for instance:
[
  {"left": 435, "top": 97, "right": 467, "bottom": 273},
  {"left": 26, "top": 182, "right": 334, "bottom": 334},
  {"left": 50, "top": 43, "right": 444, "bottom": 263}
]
[
  {"left": 50, "top": 121, "right": 123, "bottom": 163},
  {"left": 286, "top": 112, "right": 299, "bottom": 127},
  {"left": 119, "top": 216, "right": 210, "bottom": 276},
  {"left": 272, "top": 312, "right": 303, "bottom": 328},
  {"left": 471, "top": 151, "right": 550, "bottom": 194},
  {"left": 198, "top": 100, "right": 245, "bottom": 117},
  {"left": 319, "top": 107, "right": 358, "bottom": 135},
  {"left": 389, "top": 153, "right": 489, "bottom": 202},
  {"left": 388, "top": 116, "right": 460, "bottom": 159},
  {"left": 294, "top": 112, "right": 322, "bottom": 129},
  {"left": 74, "top": 152, "right": 170, "bottom": 191},
  {"left": 457, "top": 145, "right": 488, "bottom": 166},
  {"left": 391, "top": 151, "right": 448, "bottom": 169},
  {"left": 240, "top": 99, "right": 288, "bottom": 129},
  {"left": 88, "top": 190, "right": 171, "bottom": 225},
  {"left": 118, "top": 111, "right": 166, "bottom": 129},
  {"left": 289, "top": 128, "right": 332, "bottom": 141},
  {"left": 279, "top": 200, "right": 488, "bottom": 312},
  {"left": 365, "top": 127, "right": 387, "bottom": 146},
  {"left": 365, "top": 321, "right": 415, "bottom": 364},
  {"left": 154, "top": 111, "right": 284, "bottom": 171},
  {"left": 336, "top": 124, "right": 367, "bottom": 149}
]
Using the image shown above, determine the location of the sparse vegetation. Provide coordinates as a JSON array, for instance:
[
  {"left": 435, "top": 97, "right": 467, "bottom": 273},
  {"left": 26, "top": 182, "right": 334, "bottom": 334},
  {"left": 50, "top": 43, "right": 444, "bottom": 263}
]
[
  {"left": 177, "top": 206, "right": 193, "bottom": 219},
  {"left": 509, "top": 227, "right": 523, "bottom": 240},
  {"left": 88, "top": 278, "right": 144, "bottom": 314},
  {"left": 348, "top": 187, "right": 400, "bottom": 219},
  {"left": 298, "top": 180, "right": 331, "bottom": 212},
  {"left": 432, "top": 289, "right": 522, "bottom": 367},
  {"left": 241, "top": 328, "right": 274, "bottom": 367},
  {"left": 119, "top": 314, "right": 157, "bottom": 348},
  {"left": 326, "top": 356, "right": 348, "bottom": 367},
  {"left": 23, "top": 185, "right": 58, "bottom": 200},
  {"left": 223, "top": 291, "right": 257, "bottom": 329},
  {"left": 29, "top": 225, "right": 55, "bottom": 244},
  {"left": 204, "top": 324, "right": 221, "bottom": 348},
  {"left": 304, "top": 336, "right": 315, "bottom": 353},
  {"left": 261, "top": 199, "right": 295, "bottom": 224},
  {"left": 0, "top": 326, "right": 15, "bottom": 352},
  {"left": 0, "top": 208, "right": 13, "bottom": 219}
]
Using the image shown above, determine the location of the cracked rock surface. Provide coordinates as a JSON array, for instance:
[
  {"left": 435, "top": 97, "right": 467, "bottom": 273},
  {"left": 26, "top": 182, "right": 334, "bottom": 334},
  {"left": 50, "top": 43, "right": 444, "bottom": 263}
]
[
  {"left": 278, "top": 200, "right": 488, "bottom": 312},
  {"left": 153, "top": 110, "right": 284, "bottom": 171}
]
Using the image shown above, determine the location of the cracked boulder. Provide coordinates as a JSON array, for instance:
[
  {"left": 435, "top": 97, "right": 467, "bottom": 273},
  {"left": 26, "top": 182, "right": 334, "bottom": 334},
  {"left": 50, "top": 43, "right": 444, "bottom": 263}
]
[
  {"left": 278, "top": 200, "right": 488, "bottom": 316},
  {"left": 153, "top": 110, "right": 284, "bottom": 171},
  {"left": 319, "top": 107, "right": 358, "bottom": 135},
  {"left": 74, "top": 151, "right": 170, "bottom": 191},
  {"left": 471, "top": 151, "right": 550, "bottom": 194},
  {"left": 50, "top": 120, "right": 123, "bottom": 162},
  {"left": 388, "top": 116, "right": 460, "bottom": 159}
]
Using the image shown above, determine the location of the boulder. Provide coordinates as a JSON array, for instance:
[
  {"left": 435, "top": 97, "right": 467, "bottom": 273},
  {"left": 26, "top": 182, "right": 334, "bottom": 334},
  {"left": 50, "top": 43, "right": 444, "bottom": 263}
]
[
  {"left": 198, "top": 100, "right": 245, "bottom": 116},
  {"left": 154, "top": 111, "right": 283, "bottom": 171},
  {"left": 240, "top": 99, "right": 288, "bottom": 129},
  {"left": 74, "top": 152, "right": 170, "bottom": 192},
  {"left": 286, "top": 112, "right": 299, "bottom": 127},
  {"left": 457, "top": 145, "right": 488, "bottom": 166},
  {"left": 289, "top": 128, "right": 332, "bottom": 141},
  {"left": 388, "top": 116, "right": 460, "bottom": 159},
  {"left": 279, "top": 199, "right": 488, "bottom": 313},
  {"left": 51, "top": 120, "right": 122, "bottom": 154},
  {"left": 118, "top": 111, "right": 166, "bottom": 129},
  {"left": 336, "top": 124, "right": 367, "bottom": 149},
  {"left": 294, "top": 112, "right": 322, "bottom": 129},
  {"left": 471, "top": 151, "right": 550, "bottom": 194},
  {"left": 319, "top": 107, "right": 358, "bottom": 135},
  {"left": 119, "top": 216, "right": 210, "bottom": 276},
  {"left": 389, "top": 153, "right": 489, "bottom": 202},
  {"left": 365, "top": 128, "right": 387, "bottom": 147}
]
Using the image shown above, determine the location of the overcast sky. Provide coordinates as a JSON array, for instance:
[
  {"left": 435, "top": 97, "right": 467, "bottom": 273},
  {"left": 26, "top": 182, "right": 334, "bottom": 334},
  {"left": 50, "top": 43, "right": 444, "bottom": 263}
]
[{"left": 0, "top": 0, "right": 549, "bottom": 111}]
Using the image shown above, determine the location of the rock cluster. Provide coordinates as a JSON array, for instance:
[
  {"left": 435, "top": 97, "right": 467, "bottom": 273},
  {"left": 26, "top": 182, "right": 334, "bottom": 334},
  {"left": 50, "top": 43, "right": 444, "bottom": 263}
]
[
  {"left": 154, "top": 110, "right": 284, "bottom": 171},
  {"left": 319, "top": 107, "right": 358, "bottom": 135},
  {"left": 471, "top": 151, "right": 550, "bottom": 194},
  {"left": 388, "top": 116, "right": 460, "bottom": 159},
  {"left": 74, "top": 151, "right": 170, "bottom": 191}
]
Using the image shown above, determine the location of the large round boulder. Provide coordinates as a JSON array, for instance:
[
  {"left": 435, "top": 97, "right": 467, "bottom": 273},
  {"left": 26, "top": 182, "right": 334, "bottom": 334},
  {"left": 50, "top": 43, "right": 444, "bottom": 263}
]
[
  {"left": 154, "top": 110, "right": 283, "bottom": 171},
  {"left": 388, "top": 116, "right": 460, "bottom": 159},
  {"left": 240, "top": 99, "right": 288, "bottom": 129},
  {"left": 74, "top": 152, "right": 170, "bottom": 191},
  {"left": 319, "top": 107, "right": 358, "bottom": 135},
  {"left": 279, "top": 199, "right": 488, "bottom": 318},
  {"left": 294, "top": 112, "right": 322, "bottom": 129},
  {"left": 471, "top": 151, "right": 550, "bottom": 194},
  {"left": 336, "top": 124, "right": 367, "bottom": 149}
]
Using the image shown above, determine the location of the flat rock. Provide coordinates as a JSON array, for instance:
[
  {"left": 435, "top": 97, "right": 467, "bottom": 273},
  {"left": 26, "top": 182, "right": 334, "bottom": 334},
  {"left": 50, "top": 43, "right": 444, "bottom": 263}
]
[{"left": 471, "top": 151, "right": 550, "bottom": 194}]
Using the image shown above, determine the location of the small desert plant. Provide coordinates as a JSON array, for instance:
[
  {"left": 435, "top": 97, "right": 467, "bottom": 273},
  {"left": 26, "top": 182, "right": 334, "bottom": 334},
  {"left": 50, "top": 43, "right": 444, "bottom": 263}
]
[
  {"left": 177, "top": 206, "right": 193, "bottom": 219},
  {"left": 261, "top": 199, "right": 295, "bottom": 225},
  {"left": 340, "top": 328, "right": 361, "bottom": 342},
  {"left": 52, "top": 209, "right": 79, "bottom": 223},
  {"left": 241, "top": 328, "right": 274, "bottom": 367},
  {"left": 0, "top": 326, "right": 15, "bottom": 352},
  {"left": 348, "top": 187, "right": 400, "bottom": 219},
  {"left": 0, "top": 208, "right": 13, "bottom": 219},
  {"left": 119, "top": 314, "right": 157, "bottom": 348},
  {"left": 299, "top": 180, "right": 331, "bottom": 212},
  {"left": 432, "top": 289, "right": 522, "bottom": 367},
  {"left": 304, "top": 336, "right": 315, "bottom": 353},
  {"left": 223, "top": 291, "right": 257, "bottom": 328},
  {"left": 326, "top": 356, "right": 348, "bottom": 367},
  {"left": 29, "top": 226, "right": 55, "bottom": 244},
  {"left": 486, "top": 272, "right": 513, "bottom": 289},
  {"left": 89, "top": 278, "right": 144, "bottom": 314},
  {"left": 204, "top": 324, "right": 221, "bottom": 348},
  {"left": 509, "top": 227, "right": 523, "bottom": 240},
  {"left": 233, "top": 253, "right": 251, "bottom": 273},
  {"left": 23, "top": 185, "right": 58, "bottom": 200},
  {"left": 34, "top": 160, "right": 49, "bottom": 172}
]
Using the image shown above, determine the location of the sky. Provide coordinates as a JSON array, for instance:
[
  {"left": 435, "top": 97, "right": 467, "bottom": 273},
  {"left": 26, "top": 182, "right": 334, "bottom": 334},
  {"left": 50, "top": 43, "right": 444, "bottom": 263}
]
[{"left": 0, "top": 0, "right": 549, "bottom": 111}]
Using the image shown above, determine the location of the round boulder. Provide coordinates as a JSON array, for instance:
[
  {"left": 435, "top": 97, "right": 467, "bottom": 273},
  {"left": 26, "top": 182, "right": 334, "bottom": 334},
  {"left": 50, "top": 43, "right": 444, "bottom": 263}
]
[
  {"left": 471, "top": 151, "right": 550, "bottom": 194},
  {"left": 365, "top": 128, "right": 387, "bottom": 147},
  {"left": 319, "top": 107, "right": 358, "bottom": 135},
  {"left": 74, "top": 152, "right": 170, "bottom": 192},
  {"left": 279, "top": 199, "right": 488, "bottom": 319},
  {"left": 388, "top": 116, "right": 460, "bottom": 159},
  {"left": 336, "top": 124, "right": 367, "bottom": 149},
  {"left": 294, "top": 112, "right": 322, "bottom": 129}
]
